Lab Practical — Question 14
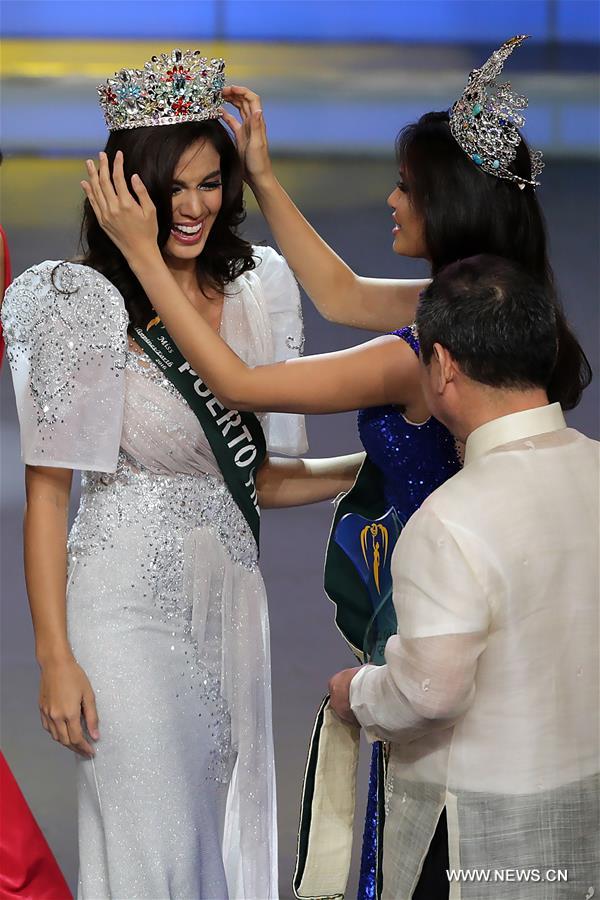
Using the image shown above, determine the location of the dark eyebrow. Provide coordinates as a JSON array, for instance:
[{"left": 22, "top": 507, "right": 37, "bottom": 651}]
[{"left": 172, "top": 169, "right": 221, "bottom": 186}]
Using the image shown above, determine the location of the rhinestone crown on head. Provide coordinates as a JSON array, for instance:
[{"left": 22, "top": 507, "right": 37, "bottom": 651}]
[
  {"left": 97, "top": 48, "right": 225, "bottom": 131},
  {"left": 449, "top": 35, "right": 544, "bottom": 189}
]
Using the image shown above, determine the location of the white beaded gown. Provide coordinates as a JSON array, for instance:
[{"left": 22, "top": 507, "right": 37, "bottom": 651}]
[{"left": 2, "top": 247, "right": 307, "bottom": 900}]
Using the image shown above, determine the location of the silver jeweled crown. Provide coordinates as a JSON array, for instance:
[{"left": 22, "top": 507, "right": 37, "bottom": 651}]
[
  {"left": 97, "top": 48, "right": 225, "bottom": 131},
  {"left": 449, "top": 35, "right": 544, "bottom": 189}
]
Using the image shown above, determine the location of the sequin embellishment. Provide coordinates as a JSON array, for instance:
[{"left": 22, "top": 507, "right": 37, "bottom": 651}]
[
  {"left": 70, "top": 453, "right": 257, "bottom": 570},
  {"left": 2, "top": 261, "right": 128, "bottom": 426},
  {"left": 356, "top": 324, "right": 462, "bottom": 900},
  {"left": 68, "top": 453, "right": 257, "bottom": 782}
]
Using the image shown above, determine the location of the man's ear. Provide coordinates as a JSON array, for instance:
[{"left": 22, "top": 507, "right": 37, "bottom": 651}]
[{"left": 432, "top": 343, "right": 455, "bottom": 393}]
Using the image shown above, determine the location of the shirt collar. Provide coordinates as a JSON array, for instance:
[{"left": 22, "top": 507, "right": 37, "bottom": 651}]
[{"left": 464, "top": 402, "right": 567, "bottom": 466}]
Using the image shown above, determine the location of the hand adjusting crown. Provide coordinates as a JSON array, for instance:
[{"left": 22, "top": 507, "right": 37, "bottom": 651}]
[
  {"left": 97, "top": 49, "right": 225, "bottom": 131},
  {"left": 449, "top": 35, "right": 544, "bottom": 189}
]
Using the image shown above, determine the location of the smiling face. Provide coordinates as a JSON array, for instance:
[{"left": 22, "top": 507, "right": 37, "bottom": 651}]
[
  {"left": 163, "top": 138, "right": 223, "bottom": 265},
  {"left": 386, "top": 171, "right": 428, "bottom": 260}
]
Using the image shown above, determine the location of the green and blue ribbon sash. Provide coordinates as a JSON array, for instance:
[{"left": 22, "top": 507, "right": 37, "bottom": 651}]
[
  {"left": 295, "top": 456, "right": 403, "bottom": 899},
  {"left": 130, "top": 320, "right": 267, "bottom": 548}
]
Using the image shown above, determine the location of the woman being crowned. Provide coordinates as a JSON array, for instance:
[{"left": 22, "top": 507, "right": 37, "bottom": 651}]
[{"left": 1, "top": 50, "right": 364, "bottom": 899}]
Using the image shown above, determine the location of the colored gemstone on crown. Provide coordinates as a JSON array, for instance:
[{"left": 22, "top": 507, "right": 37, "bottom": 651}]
[
  {"left": 172, "top": 97, "right": 192, "bottom": 116},
  {"left": 448, "top": 35, "right": 544, "bottom": 188},
  {"left": 97, "top": 49, "right": 225, "bottom": 131}
]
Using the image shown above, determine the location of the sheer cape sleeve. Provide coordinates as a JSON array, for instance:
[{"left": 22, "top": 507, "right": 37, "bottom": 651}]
[
  {"left": 252, "top": 245, "right": 308, "bottom": 456},
  {"left": 349, "top": 506, "right": 491, "bottom": 744},
  {"left": 1, "top": 260, "right": 128, "bottom": 472}
]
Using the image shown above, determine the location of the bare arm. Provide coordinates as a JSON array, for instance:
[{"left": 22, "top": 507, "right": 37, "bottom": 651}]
[
  {"left": 252, "top": 173, "right": 428, "bottom": 331},
  {"left": 134, "top": 257, "right": 419, "bottom": 412},
  {"left": 82, "top": 153, "right": 423, "bottom": 415},
  {"left": 128, "top": 260, "right": 420, "bottom": 414},
  {"left": 24, "top": 465, "right": 99, "bottom": 757},
  {"left": 257, "top": 452, "right": 364, "bottom": 509},
  {"left": 222, "top": 86, "right": 429, "bottom": 332}
]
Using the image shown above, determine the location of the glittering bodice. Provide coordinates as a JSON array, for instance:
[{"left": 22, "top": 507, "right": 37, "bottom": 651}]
[
  {"left": 70, "top": 348, "right": 258, "bottom": 569},
  {"left": 121, "top": 348, "right": 226, "bottom": 480},
  {"left": 357, "top": 327, "right": 461, "bottom": 524}
]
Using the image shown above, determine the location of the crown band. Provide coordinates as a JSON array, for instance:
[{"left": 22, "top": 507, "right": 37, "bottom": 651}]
[
  {"left": 97, "top": 49, "right": 225, "bottom": 132},
  {"left": 449, "top": 35, "right": 544, "bottom": 189}
]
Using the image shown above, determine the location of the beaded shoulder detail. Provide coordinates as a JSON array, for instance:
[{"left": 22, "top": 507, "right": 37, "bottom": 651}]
[
  {"left": 1, "top": 261, "right": 128, "bottom": 426},
  {"left": 391, "top": 323, "right": 420, "bottom": 358},
  {"left": 125, "top": 345, "right": 185, "bottom": 405}
]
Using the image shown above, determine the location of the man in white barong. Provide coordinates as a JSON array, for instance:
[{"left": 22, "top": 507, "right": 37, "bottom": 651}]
[{"left": 329, "top": 255, "right": 599, "bottom": 900}]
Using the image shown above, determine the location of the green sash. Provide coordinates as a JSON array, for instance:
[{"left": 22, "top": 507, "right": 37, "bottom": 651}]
[
  {"left": 324, "top": 455, "right": 394, "bottom": 660},
  {"left": 295, "top": 456, "right": 399, "bottom": 899},
  {"left": 130, "top": 322, "right": 267, "bottom": 548}
]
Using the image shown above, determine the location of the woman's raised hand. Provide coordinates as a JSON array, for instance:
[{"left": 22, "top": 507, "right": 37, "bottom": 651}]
[
  {"left": 221, "top": 85, "right": 274, "bottom": 186},
  {"left": 39, "top": 658, "right": 100, "bottom": 758},
  {"left": 81, "top": 150, "right": 159, "bottom": 265}
]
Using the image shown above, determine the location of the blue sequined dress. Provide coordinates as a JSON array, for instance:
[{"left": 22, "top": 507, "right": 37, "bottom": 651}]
[{"left": 356, "top": 325, "right": 461, "bottom": 899}]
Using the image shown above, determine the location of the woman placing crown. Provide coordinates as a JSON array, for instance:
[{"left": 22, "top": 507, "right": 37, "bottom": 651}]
[
  {"left": 76, "top": 37, "right": 591, "bottom": 900},
  {"left": 1, "top": 49, "right": 371, "bottom": 900}
]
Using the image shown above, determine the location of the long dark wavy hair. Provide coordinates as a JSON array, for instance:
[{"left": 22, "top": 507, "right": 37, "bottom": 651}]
[
  {"left": 79, "top": 120, "right": 256, "bottom": 328},
  {"left": 396, "top": 111, "right": 592, "bottom": 410}
]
